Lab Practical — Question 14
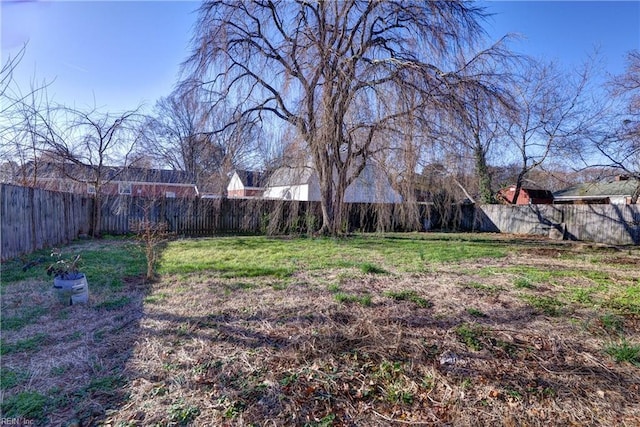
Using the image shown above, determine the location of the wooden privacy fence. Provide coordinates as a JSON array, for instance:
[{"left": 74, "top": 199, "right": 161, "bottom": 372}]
[
  {"left": 1, "top": 184, "right": 93, "bottom": 261},
  {"left": 3, "top": 183, "right": 640, "bottom": 261},
  {"left": 1, "top": 186, "right": 420, "bottom": 260},
  {"left": 98, "top": 196, "right": 421, "bottom": 236},
  {"left": 470, "top": 204, "right": 640, "bottom": 245}
]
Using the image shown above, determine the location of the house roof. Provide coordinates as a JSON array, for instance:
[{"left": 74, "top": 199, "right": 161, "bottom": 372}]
[
  {"left": 120, "top": 167, "right": 194, "bottom": 184},
  {"left": 266, "top": 166, "right": 316, "bottom": 187},
  {"left": 522, "top": 188, "right": 554, "bottom": 199},
  {"left": 19, "top": 162, "right": 195, "bottom": 185},
  {"left": 553, "top": 177, "right": 640, "bottom": 200},
  {"left": 233, "top": 170, "right": 268, "bottom": 188},
  {"left": 499, "top": 186, "right": 554, "bottom": 198}
]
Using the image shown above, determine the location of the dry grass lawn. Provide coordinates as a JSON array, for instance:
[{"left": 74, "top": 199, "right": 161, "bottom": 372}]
[{"left": 1, "top": 233, "right": 639, "bottom": 426}]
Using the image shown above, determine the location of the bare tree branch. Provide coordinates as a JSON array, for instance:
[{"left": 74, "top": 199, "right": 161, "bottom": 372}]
[{"left": 185, "top": 0, "right": 511, "bottom": 234}]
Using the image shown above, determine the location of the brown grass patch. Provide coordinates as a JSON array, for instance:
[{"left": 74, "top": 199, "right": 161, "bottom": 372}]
[
  {"left": 1, "top": 276, "right": 146, "bottom": 425},
  {"left": 2, "top": 237, "right": 639, "bottom": 426},
  {"left": 108, "top": 256, "right": 639, "bottom": 425}
]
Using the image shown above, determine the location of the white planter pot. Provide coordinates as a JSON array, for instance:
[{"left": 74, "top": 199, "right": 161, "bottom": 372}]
[{"left": 53, "top": 273, "right": 89, "bottom": 305}]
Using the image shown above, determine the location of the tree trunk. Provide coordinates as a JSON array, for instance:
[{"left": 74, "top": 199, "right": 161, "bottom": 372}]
[
  {"left": 473, "top": 138, "right": 494, "bottom": 204},
  {"left": 91, "top": 176, "right": 103, "bottom": 238},
  {"left": 319, "top": 197, "right": 334, "bottom": 235},
  {"left": 91, "top": 193, "right": 102, "bottom": 238},
  {"left": 511, "top": 171, "right": 527, "bottom": 205},
  {"left": 317, "top": 166, "right": 350, "bottom": 236},
  {"left": 317, "top": 171, "right": 334, "bottom": 235}
]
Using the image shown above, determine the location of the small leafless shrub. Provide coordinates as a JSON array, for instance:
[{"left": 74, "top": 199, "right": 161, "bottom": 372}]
[{"left": 129, "top": 210, "right": 170, "bottom": 281}]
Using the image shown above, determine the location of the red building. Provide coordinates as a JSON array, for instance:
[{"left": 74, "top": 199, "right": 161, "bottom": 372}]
[
  {"left": 497, "top": 186, "right": 554, "bottom": 205},
  {"left": 15, "top": 162, "right": 199, "bottom": 198}
]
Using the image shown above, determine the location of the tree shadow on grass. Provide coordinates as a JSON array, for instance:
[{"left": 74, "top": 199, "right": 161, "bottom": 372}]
[{"left": 109, "top": 293, "right": 640, "bottom": 426}]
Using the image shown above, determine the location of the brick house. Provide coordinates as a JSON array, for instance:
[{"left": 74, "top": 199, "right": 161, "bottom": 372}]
[{"left": 15, "top": 162, "right": 199, "bottom": 198}]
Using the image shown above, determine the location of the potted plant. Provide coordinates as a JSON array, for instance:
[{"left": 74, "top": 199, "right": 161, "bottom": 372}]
[{"left": 47, "top": 249, "right": 89, "bottom": 305}]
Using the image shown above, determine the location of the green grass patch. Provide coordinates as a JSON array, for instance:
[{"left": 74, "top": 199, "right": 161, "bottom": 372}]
[
  {"left": 372, "top": 360, "right": 415, "bottom": 405},
  {"left": 360, "top": 262, "right": 387, "bottom": 274},
  {"left": 327, "top": 283, "right": 341, "bottom": 293},
  {"left": 605, "top": 341, "right": 640, "bottom": 365},
  {"left": 514, "top": 277, "right": 535, "bottom": 289},
  {"left": 566, "top": 287, "right": 596, "bottom": 305},
  {"left": 603, "top": 284, "right": 640, "bottom": 315},
  {"left": 2, "top": 240, "right": 146, "bottom": 291},
  {"left": 504, "top": 266, "right": 554, "bottom": 284},
  {"left": 1, "top": 333, "right": 49, "bottom": 355},
  {"left": 0, "top": 369, "right": 28, "bottom": 390},
  {"left": 483, "top": 266, "right": 612, "bottom": 289},
  {"left": 466, "top": 307, "right": 487, "bottom": 317},
  {"left": 81, "top": 244, "right": 146, "bottom": 289},
  {"left": 305, "top": 413, "right": 336, "bottom": 427},
  {"left": 1, "top": 307, "right": 47, "bottom": 331},
  {"left": 334, "top": 292, "right": 372, "bottom": 307},
  {"left": 461, "top": 282, "right": 502, "bottom": 295},
  {"left": 84, "top": 374, "right": 126, "bottom": 395},
  {"left": 455, "top": 323, "right": 485, "bottom": 351},
  {"left": 521, "top": 295, "right": 564, "bottom": 316},
  {"left": 158, "top": 234, "right": 508, "bottom": 277},
  {"left": 95, "top": 295, "right": 132, "bottom": 311},
  {"left": 1, "top": 256, "right": 48, "bottom": 284},
  {"left": 0, "top": 391, "right": 48, "bottom": 420},
  {"left": 168, "top": 400, "right": 201, "bottom": 425},
  {"left": 144, "top": 292, "right": 169, "bottom": 304},
  {"left": 599, "top": 313, "right": 625, "bottom": 335},
  {"left": 384, "top": 290, "right": 431, "bottom": 308}
]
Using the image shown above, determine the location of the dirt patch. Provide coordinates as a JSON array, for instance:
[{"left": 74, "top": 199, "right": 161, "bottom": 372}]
[
  {"left": 607, "top": 256, "right": 640, "bottom": 265},
  {"left": 518, "top": 248, "right": 565, "bottom": 258}
]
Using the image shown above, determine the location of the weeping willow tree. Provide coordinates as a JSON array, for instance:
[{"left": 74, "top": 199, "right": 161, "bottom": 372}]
[{"left": 186, "top": 0, "right": 512, "bottom": 235}]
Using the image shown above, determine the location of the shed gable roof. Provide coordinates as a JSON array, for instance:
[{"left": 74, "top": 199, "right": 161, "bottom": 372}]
[{"left": 234, "top": 170, "right": 268, "bottom": 188}]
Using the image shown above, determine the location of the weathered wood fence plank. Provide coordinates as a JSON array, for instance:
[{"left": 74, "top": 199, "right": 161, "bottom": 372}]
[
  {"left": 1, "top": 184, "right": 94, "bottom": 261},
  {"left": 472, "top": 204, "right": 640, "bottom": 245}
]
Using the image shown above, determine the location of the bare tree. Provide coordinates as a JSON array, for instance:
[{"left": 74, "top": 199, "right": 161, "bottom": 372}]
[
  {"left": 0, "top": 45, "right": 26, "bottom": 105},
  {"left": 611, "top": 50, "right": 640, "bottom": 139},
  {"left": 0, "top": 44, "right": 55, "bottom": 184},
  {"left": 19, "top": 103, "right": 143, "bottom": 236},
  {"left": 186, "top": 0, "right": 509, "bottom": 235},
  {"left": 593, "top": 50, "right": 640, "bottom": 201},
  {"left": 139, "top": 87, "right": 259, "bottom": 194},
  {"left": 504, "top": 59, "right": 597, "bottom": 204},
  {"left": 438, "top": 66, "right": 514, "bottom": 203},
  {"left": 63, "top": 107, "right": 141, "bottom": 236},
  {"left": 409, "top": 37, "right": 517, "bottom": 205}
]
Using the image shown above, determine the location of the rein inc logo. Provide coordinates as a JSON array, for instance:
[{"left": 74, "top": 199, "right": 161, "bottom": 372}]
[{"left": 1, "top": 418, "right": 34, "bottom": 425}]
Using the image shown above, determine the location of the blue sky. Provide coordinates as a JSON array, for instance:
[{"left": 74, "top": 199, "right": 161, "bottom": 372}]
[
  {"left": 2, "top": 0, "right": 199, "bottom": 113},
  {"left": 1, "top": 1, "right": 639, "bottom": 114}
]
